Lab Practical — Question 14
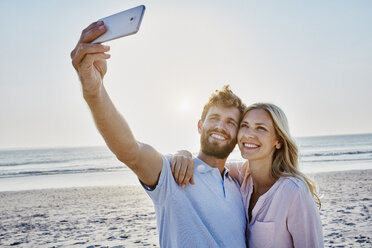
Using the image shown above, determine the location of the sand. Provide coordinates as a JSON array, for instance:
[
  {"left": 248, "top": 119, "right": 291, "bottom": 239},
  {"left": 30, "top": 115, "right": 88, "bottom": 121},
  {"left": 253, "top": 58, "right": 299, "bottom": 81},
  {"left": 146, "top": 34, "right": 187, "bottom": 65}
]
[
  {"left": 313, "top": 170, "right": 372, "bottom": 247},
  {"left": 0, "top": 169, "right": 371, "bottom": 247}
]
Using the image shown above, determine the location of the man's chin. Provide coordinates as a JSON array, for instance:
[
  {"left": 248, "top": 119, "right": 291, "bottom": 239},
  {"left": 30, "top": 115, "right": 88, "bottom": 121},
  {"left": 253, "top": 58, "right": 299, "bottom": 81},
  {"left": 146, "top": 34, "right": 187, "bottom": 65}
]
[
  {"left": 203, "top": 150, "right": 229, "bottom": 159},
  {"left": 201, "top": 131, "right": 236, "bottom": 159},
  {"left": 201, "top": 144, "right": 235, "bottom": 159},
  {"left": 208, "top": 141, "right": 227, "bottom": 148},
  {"left": 208, "top": 137, "right": 228, "bottom": 145}
]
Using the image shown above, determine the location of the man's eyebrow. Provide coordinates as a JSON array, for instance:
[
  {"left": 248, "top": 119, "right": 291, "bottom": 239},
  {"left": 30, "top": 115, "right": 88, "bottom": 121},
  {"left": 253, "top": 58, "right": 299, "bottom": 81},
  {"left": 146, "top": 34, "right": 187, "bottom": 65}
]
[{"left": 227, "top": 117, "right": 238, "bottom": 124}]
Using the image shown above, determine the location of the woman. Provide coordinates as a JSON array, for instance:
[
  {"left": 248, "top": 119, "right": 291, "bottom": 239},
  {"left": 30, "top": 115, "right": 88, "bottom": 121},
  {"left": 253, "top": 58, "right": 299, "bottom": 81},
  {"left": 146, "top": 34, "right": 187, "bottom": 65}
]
[{"left": 172, "top": 103, "right": 324, "bottom": 247}]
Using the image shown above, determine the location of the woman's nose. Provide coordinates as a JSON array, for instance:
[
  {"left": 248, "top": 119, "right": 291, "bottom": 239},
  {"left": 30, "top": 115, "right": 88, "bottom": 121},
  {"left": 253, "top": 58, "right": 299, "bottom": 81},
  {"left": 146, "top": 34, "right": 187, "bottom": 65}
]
[{"left": 243, "top": 128, "right": 255, "bottom": 138}]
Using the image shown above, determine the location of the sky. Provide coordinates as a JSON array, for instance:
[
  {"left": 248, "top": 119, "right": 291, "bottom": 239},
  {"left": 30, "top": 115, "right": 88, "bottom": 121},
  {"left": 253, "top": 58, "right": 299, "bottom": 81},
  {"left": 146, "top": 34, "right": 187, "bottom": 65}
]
[{"left": 0, "top": 0, "right": 371, "bottom": 153}]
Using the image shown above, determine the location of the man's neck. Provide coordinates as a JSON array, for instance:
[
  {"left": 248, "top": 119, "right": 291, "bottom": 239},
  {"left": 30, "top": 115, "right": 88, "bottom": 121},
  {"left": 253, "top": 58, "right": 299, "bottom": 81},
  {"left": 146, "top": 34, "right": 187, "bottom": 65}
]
[{"left": 197, "top": 152, "right": 227, "bottom": 174}]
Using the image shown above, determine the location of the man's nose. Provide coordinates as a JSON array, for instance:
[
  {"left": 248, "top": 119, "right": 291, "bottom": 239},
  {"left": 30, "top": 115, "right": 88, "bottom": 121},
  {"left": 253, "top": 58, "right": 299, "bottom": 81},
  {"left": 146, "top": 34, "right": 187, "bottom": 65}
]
[{"left": 216, "top": 120, "right": 227, "bottom": 129}]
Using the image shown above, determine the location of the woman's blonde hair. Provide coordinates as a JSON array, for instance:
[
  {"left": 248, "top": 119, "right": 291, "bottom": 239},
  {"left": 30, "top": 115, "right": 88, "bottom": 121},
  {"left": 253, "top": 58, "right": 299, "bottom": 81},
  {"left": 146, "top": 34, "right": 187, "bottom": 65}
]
[{"left": 244, "top": 103, "right": 321, "bottom": 208}]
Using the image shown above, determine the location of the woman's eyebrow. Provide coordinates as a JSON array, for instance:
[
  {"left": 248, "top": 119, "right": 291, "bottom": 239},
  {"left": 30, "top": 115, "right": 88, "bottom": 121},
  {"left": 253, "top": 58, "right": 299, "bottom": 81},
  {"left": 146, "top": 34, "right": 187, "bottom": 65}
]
[
  {"left": 244, "top": 121, "right": 269, "bottom": 127},
  {"left": 255, "top": 122, "right": 267, "bottom": 126}
]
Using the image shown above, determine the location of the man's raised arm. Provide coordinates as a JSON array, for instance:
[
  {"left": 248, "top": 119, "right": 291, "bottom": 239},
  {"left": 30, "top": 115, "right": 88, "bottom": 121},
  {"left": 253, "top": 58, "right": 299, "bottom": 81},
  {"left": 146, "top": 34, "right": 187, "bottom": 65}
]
[{"left": 70, "top": 21, "right": 162, "bottom": 187}]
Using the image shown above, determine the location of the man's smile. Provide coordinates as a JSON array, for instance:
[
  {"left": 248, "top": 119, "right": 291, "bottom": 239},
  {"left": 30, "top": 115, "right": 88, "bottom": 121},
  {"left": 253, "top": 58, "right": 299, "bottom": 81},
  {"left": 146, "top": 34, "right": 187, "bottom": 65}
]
[{"left": 210, "top": 133, "right": 227, "bottom": 141}]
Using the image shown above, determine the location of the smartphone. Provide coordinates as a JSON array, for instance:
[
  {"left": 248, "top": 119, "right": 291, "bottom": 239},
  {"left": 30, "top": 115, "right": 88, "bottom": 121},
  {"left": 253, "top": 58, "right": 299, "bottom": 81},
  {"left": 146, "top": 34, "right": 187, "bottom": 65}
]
[{"left": 92, "top": 5, "right": 145, "bottom": 44}]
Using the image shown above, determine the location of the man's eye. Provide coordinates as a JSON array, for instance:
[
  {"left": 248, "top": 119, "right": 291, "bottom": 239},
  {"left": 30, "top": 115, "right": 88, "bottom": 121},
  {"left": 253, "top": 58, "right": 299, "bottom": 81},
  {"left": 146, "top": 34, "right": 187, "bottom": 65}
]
[
  {"left": 228, "top": 121, "right": 236, "bottom": 126},
  {"left": 240, "top": 123, "right": 248, "bottom": 128}
]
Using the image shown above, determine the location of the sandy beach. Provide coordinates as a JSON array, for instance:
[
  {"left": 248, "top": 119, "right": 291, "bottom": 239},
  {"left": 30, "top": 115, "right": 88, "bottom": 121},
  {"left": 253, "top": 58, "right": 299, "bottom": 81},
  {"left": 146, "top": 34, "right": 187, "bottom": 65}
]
[{"left": 0, "top": 169, "right": 371, "bottom": 247}]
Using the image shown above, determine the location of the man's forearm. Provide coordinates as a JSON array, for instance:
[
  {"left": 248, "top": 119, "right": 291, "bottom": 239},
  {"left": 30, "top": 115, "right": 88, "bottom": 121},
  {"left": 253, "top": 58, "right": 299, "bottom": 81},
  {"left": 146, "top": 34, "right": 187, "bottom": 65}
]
[
  {"left": 84, "top": 86, "right": 140, "bottom": 167},
  {"left": 71, "top": 21, "right": 163, "bottom": 187}
]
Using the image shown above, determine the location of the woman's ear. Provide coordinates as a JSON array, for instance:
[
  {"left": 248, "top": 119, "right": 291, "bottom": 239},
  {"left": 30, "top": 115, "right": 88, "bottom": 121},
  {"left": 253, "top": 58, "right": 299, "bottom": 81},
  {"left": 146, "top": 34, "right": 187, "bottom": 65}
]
[{"left": 275, "top": 141, "right": 282, "bottom": 149}]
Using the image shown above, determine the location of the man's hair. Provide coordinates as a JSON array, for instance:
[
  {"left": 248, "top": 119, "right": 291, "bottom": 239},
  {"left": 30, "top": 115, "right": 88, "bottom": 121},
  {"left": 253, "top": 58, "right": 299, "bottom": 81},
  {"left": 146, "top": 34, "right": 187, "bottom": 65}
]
[{"left": 200, "top": 85, "right": 246, "bottom": 121}]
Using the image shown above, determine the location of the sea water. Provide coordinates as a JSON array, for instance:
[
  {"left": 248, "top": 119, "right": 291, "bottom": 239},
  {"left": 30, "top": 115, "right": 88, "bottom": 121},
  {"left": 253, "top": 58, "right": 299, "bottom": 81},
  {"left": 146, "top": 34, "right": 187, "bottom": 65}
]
[
  {"left": 229, "top": 133, "right": 372, "bottom": 173},
  {"left": 1, "top": 133, "right": 371, "bottom": 191}
]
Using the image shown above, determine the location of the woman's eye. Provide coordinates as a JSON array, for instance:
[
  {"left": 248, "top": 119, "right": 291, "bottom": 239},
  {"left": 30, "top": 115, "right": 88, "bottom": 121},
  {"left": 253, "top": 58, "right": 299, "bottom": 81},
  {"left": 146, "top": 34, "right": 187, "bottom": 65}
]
[{"left": 257, "top": 126, "right": 266, "bottom": 131}]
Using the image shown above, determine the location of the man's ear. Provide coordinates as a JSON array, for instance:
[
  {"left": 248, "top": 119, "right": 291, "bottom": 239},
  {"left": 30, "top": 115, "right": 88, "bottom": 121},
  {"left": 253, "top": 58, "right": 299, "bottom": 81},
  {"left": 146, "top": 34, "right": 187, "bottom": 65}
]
[{"left": 197, "top": 120, "right": 203, "bottom": 134}]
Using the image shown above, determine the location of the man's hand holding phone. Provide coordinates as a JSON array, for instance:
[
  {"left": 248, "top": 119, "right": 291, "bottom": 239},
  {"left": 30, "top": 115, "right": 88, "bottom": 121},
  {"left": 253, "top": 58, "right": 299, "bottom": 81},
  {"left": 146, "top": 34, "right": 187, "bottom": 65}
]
[
  {"left": 71, "top": 6, "right": 145, "bottom": 97},
  {"left": 70, "top": 21, "right": 111, "bottom": 98}
]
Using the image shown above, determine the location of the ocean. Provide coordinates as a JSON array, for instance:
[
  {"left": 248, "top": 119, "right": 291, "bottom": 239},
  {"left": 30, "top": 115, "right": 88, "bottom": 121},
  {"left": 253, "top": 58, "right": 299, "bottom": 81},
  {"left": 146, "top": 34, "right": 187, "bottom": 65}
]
[{"left": 1, "top": 133, "right": 371, "bottom": 191}]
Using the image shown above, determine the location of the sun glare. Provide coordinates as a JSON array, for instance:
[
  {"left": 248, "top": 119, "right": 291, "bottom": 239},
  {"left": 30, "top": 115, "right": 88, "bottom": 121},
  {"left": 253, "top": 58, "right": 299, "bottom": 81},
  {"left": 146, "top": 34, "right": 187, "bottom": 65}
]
[{"left": 178, "top": 100, "right": 191, "bottom": 112}]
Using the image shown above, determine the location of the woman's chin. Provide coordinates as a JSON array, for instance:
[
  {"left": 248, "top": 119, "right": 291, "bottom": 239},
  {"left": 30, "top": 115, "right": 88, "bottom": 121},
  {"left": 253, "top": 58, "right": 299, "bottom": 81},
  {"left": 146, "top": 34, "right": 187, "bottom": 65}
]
[{"left": 240, "top": 152, "right": 253, "bottom": 160}]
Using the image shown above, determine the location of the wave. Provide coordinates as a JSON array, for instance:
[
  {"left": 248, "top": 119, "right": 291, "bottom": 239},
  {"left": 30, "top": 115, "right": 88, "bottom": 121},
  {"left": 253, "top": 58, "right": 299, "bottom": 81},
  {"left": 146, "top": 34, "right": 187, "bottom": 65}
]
[
  {"left": 301, "top": 157, "right": 372, "bottom": 163},
  {"left": 0, "top": 166, "right": 126, "bottom": 178},
  {"left": 0, "top": 159, "right": 77, "bottom": 167},
  {"left": 0, "top": 156, "right": 113, "bottom": 167},
  {"left": 301, "top": 150, "right": 372, "bottom": 157}
]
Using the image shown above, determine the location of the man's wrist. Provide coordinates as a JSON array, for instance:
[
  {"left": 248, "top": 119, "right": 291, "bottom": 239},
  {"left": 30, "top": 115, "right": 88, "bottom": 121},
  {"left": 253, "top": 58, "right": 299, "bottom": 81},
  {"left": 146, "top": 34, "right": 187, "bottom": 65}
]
[{"left": 82, "top": 84, "right": 104, "bottom": 101}]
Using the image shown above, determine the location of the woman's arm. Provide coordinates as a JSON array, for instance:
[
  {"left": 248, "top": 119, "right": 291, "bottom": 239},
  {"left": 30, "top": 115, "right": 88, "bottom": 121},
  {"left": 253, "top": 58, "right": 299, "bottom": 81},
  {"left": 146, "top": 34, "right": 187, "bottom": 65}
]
[
  {"left": 170, "top": 150, "right": 195, "bottom": 188},
  {"left": 226, "top": 160, "right": 248, "bottom": 185},
  {"left": 170, "top": 153, "right": 249, "bottom": 188}
]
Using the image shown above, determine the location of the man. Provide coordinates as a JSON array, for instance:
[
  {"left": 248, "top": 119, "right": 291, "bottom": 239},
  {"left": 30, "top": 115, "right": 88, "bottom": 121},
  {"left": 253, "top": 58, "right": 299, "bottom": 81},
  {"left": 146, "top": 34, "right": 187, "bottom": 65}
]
[{"left": 71, "top": 21, "right": 246, "bottom": 247}]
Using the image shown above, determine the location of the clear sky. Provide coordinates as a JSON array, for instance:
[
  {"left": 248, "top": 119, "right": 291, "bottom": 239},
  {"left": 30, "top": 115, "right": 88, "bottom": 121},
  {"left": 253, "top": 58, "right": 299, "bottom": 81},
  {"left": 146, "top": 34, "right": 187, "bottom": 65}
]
[{"left": 0, "top": 0, "right": 371, "bottom": 153}]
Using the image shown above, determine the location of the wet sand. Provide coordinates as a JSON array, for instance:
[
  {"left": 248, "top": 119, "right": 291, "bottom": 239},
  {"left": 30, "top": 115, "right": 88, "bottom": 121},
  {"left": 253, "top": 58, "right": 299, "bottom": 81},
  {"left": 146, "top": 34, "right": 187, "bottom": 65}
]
[{"left": 0, "top": 169, "right": 371, "bottom": 247}]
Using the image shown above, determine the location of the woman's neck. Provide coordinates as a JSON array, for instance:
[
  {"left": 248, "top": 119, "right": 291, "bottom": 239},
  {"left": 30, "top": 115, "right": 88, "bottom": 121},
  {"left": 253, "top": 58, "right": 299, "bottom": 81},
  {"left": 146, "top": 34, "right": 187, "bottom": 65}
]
[{"left": 249, "top": 159, "right": 277, "bottom": 195}]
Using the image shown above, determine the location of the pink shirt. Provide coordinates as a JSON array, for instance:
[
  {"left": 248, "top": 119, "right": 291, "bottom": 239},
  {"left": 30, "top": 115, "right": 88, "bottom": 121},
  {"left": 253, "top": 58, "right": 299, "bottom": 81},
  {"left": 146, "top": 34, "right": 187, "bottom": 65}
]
[{"left": 227, "top": 162, "right": 324, "bottom": 248}]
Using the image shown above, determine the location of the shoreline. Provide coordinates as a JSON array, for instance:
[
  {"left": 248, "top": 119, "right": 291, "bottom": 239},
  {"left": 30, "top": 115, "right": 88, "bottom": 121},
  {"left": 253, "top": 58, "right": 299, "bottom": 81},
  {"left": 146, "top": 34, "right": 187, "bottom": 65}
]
[
  {"left": 1, "top": 165, "right": 372, "bottom": 193},
  {"left": 0, "top": 170, "right": 140, "bottom": 192},
  {"left": 0, "top": 169, "right": 371, "bottom": 247}
]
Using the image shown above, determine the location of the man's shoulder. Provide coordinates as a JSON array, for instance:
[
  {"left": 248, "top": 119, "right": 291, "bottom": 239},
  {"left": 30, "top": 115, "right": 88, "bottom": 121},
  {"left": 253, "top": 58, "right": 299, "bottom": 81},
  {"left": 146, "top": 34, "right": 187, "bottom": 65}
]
[{"left": 140, "top": 154, "right": 175, "bottom": 194}]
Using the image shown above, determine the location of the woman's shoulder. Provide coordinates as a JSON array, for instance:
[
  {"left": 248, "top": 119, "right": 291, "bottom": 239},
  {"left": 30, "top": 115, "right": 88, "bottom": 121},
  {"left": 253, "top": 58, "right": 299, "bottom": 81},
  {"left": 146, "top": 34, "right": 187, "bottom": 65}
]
[
  {"left": 279, "top": 176, "right": 310, "bottom": 195},
  {"left": 225, "top": 160, "right": 249, "bottom": 184}
]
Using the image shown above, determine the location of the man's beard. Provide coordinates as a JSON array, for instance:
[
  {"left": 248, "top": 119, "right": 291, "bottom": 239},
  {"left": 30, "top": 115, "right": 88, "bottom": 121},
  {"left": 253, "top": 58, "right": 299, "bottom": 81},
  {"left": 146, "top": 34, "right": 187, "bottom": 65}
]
[{"left": 200, "top": 128, "right": 237, "bottom": 159}]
